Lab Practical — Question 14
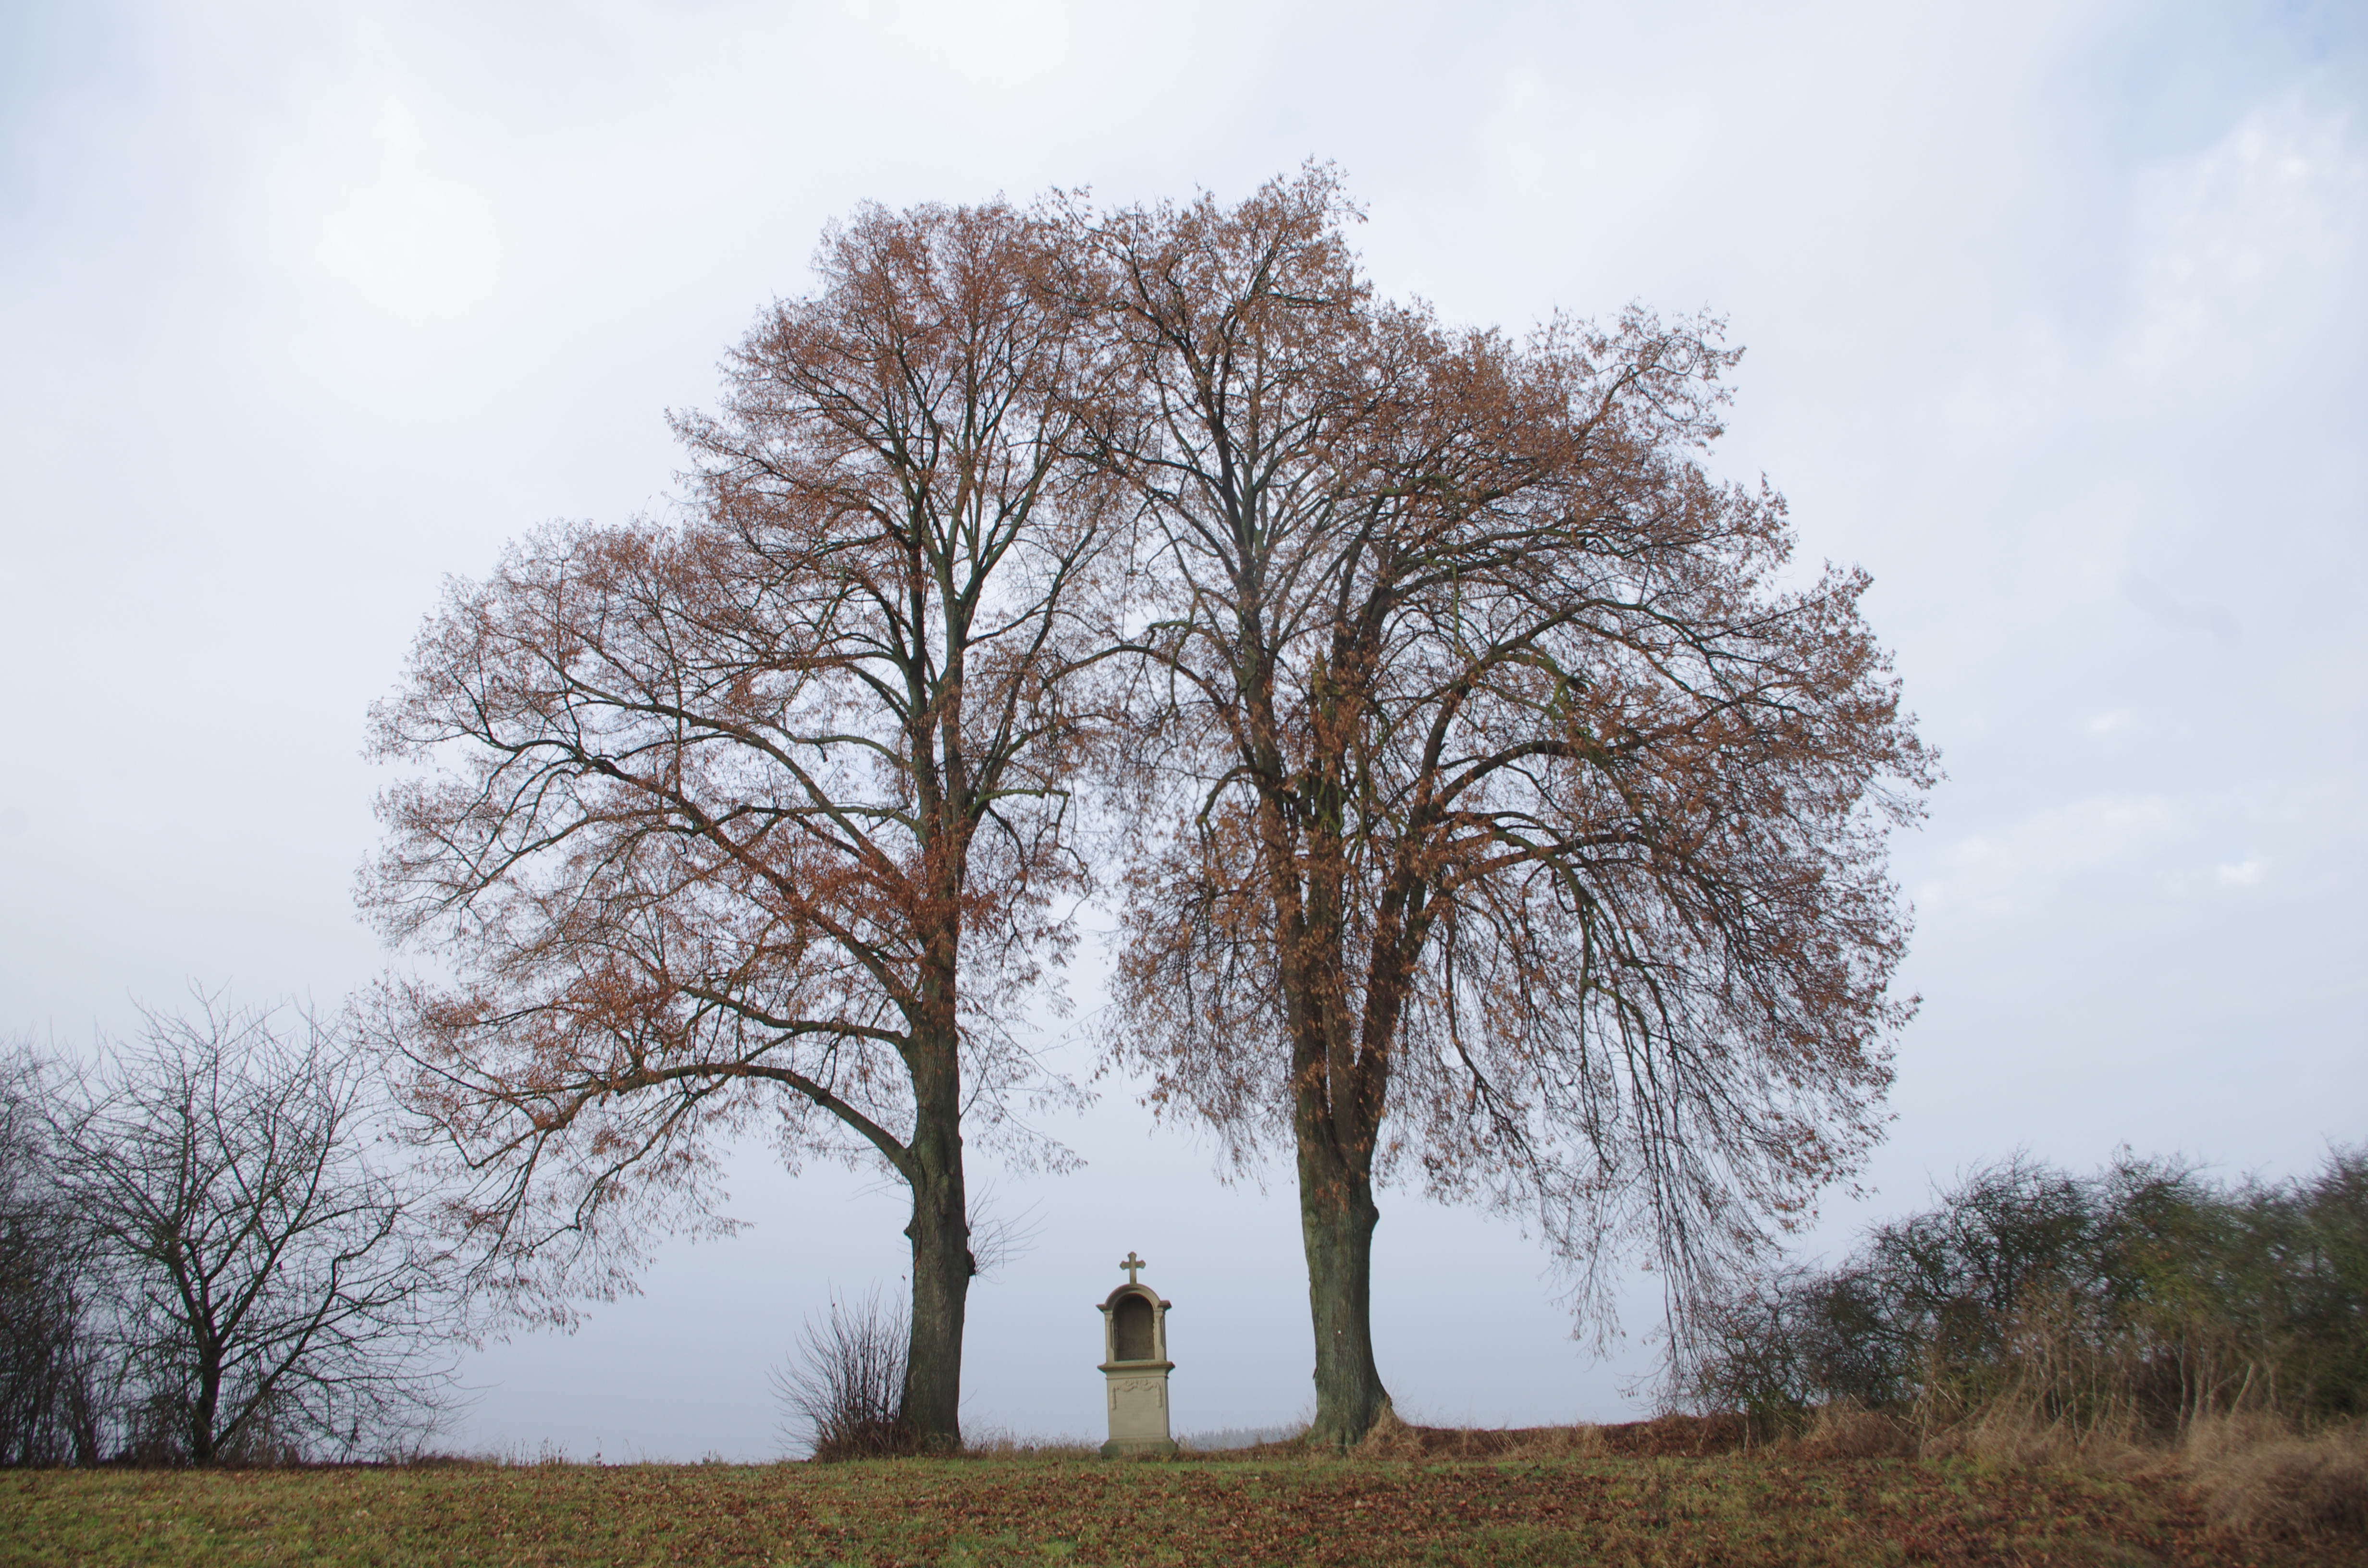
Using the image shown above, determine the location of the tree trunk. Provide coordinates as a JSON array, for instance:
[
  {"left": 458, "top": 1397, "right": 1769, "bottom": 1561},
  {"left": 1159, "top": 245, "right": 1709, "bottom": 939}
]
[
  {"left": 1297, "top": 1130, "right": 1391, "bottom": 1449},
  {"left": 900, "top": 1032, "right": 972, "bottom": 1453},
  {"left": 67, "top": 1353, "right": 101, "bottom": 1466},
  {"left": 191, "top": 1346, "right": 220, "bottom": 1465}
]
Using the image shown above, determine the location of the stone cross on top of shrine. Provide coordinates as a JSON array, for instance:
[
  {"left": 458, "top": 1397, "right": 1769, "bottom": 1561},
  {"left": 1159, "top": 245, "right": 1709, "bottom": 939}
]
[{"left": 1120, "top": 1251, "right": 1146, "bottom": 1284}]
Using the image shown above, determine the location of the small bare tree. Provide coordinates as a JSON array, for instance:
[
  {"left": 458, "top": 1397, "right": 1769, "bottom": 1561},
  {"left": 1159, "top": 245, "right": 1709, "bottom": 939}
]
[
  {"left": 46, "top": 996, "right": 458, "bottom": 1464},
  {"left": 772, "top": 1288, "right": 911, "bottom": 1460}
]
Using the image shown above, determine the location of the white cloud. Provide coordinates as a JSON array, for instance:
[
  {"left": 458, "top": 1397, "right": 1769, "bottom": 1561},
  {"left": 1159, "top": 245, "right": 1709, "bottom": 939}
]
[
  {"left": 2130, "top": 95, "right": 2368, "bottom": 375},
  {"left": 1926, "top": 796, "right": 2179, "bottom": 913},
  {"left": 3, "top": 0, "right": 2362, "bottom": 1455}
]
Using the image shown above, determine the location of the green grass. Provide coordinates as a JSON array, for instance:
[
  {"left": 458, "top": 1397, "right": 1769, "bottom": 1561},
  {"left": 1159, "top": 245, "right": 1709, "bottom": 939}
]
[{"left": 0, "top": 1450, "right": 2341, "bottom": 1567}]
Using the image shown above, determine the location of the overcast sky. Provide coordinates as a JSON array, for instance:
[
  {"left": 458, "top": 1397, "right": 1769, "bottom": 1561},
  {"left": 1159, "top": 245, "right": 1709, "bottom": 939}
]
[{"left": 3, "top": 0, "right": 2362, "bottom": 1460}]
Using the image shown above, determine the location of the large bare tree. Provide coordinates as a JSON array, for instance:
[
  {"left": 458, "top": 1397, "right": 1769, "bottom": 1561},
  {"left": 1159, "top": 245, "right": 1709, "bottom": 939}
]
[
  {"left": 364, "top": 201, "right": 1110, "bottom": 1449},
  {"left": 1077, "top": 170, "right": 1935, "bottom": 1446}
]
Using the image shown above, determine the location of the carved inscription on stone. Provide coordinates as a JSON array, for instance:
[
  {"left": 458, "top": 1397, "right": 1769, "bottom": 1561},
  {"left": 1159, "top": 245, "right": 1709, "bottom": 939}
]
[{"left": 1109, "top": 1378, "right": 1164, "bottom": 1410}]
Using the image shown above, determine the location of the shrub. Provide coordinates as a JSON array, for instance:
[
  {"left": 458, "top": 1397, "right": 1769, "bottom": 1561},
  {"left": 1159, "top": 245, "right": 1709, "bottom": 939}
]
[
  {"left": 1674, "top": 1146, "right": 2368, "bottom": 1444},
  {"left": 2186, "top": 1413, "right": 2368, "bottom": 1541}
]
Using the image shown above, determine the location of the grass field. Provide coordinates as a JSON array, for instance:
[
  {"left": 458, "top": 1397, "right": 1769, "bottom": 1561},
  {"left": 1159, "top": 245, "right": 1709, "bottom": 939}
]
[{"left": 6, "top": 1442, "right": 2354, "bottom": 1568}]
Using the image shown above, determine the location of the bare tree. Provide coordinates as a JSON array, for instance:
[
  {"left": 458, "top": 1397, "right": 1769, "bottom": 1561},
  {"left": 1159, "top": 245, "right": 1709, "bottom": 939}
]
[
  {"left": 0, "top": 1047, "right": 102, "bottom": 1465},
  {"left": 1074, "top": 169, "right": 1935, "bottom": 1446},
  {"left": 45, "top": 996, "right": 457, "bottom": 1464},
  {"left": 364, "top": 200, "right": 1113, "bottom": 1450}
]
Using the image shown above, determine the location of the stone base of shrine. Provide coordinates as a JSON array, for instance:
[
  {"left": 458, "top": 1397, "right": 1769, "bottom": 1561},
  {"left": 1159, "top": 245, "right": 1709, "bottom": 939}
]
[
  {"left": 1099, "top": 1362, "right": 1175, "bottom": 1459},
  {"left": 1099, "top": 1436, "right": 1179, "bottom": 1458}
]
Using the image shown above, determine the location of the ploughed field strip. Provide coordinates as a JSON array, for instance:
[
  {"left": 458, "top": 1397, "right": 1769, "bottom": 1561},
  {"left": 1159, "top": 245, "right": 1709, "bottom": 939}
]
[{"left": 5, "top": 1444, "right": 2342, "bottom": 1568}]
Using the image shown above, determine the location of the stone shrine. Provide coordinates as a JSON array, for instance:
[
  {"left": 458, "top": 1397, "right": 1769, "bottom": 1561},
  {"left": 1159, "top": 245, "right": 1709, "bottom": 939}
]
[{"left": 1097, "top": 1250, "right": 1175, "bottom": 1458}]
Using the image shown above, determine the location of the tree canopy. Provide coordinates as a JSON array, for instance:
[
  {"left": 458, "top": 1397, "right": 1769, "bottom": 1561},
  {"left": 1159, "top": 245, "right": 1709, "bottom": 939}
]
[
  {"left": 364, "top": 200, "right": 1115, "bottom": 1448},
  {"left": 365, "top": 174, "right": 1929, "bottom": 1452},
  {"left": 1074, "top": 168, "right": 1933, "bottom": 1445}
]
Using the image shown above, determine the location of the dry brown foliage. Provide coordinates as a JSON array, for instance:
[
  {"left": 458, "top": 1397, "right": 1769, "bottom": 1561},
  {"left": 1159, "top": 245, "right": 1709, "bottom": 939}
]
[
  {"left": 1337, "top": 1411, "right": 1771, "bottom": 1462},
  {"left": 363, "top": 166, "right": 1933, "bottom": 1462},
  {"left": 1352, "top": 1410, "right": 1614, "bottom": 1462},
  {"left": 2184, "top": 1413, "right": 2368, "bottom": 1544},
  {"left": 363, "top": 200, "right": 1117, "bottom": 1448},
  {"left": 1787, "top": 1401, "right": 1921, "bottom": 1461},
  {"left": 1593, "top": 1413, "right": 1751, "bottom": 1457},
  {"left": 19, "top": 1447, "right": 2319, "bottom": 1566},
  {"left": 1078, "top": 165, "right": 1933, "bottom": 1446},
  {"left": 954, "top": 1429, "right": 1099, "bottom": 1460},
  {"left": 1354, "top": 1404, "right": 2368, "bottom": 1551}
]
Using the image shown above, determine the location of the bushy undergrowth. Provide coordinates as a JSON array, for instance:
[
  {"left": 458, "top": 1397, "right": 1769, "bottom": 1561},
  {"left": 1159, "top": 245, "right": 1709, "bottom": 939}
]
[
  {"left": 1670, "top": 1148, "right": 2368, "bottom": 1544},
  {"left": 956, "top": 1427, "right": 1099, "bottom": 1459},
  {"left": 2185, "top": 1411, "right": 2368, "bottom": 1540},
  {"left": 772, "top": 1290, "right": 915, "bottom": 1462},
  {"left": 1678, "top": 1147, "right": 2368, "bottom": 1443}
]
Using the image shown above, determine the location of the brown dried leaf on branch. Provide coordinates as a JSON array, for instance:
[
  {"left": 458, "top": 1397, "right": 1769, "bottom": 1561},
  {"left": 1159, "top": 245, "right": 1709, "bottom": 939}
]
[
  {"left": 361, "top": 200, "right": 1121, "bottom": 1449},
  {"left": 1074, "top": 165, "right": 1935, "bottom": 1447}
]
